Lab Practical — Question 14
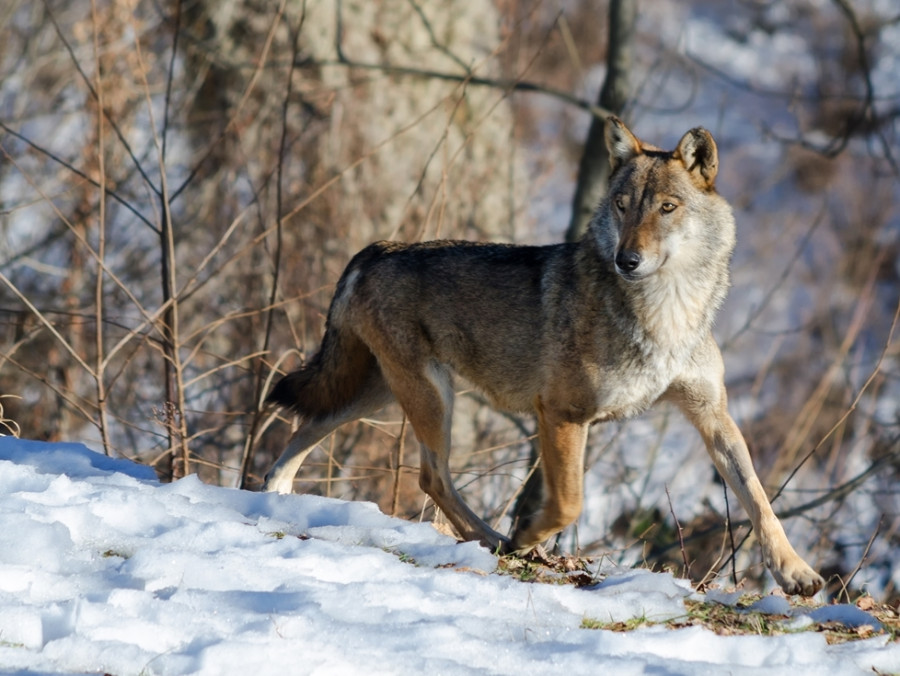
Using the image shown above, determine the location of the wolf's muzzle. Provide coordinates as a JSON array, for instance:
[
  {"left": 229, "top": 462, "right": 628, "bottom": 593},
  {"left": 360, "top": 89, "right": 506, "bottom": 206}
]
[{"left": 615, "top": 249, "right": 642, "bottom": 275}]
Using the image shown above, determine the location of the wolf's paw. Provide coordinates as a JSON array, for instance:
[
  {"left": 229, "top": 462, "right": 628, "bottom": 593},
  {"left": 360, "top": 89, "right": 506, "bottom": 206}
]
[{"left": 771, "top": 555, "right": 824, "bottom": 597}]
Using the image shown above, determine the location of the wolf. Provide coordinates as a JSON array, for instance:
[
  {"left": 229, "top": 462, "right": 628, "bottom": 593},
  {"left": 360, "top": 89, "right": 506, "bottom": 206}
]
[{"left": 263, "top": 117, "right": 824, "bottom": 596}]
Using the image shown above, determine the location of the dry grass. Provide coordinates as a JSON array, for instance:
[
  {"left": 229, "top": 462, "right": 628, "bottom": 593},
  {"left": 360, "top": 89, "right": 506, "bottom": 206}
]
[
  {"left": 584, "top": 595, "right": 900, "bottom": 645},
  {"left": 498, "top": 551, "right": 899, "bottom": 644}
]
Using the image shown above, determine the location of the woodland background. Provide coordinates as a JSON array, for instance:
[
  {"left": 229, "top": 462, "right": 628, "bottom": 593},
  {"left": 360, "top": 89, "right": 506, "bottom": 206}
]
[{"left": 1, "top": 0, "right": 898, "bottom": 600}]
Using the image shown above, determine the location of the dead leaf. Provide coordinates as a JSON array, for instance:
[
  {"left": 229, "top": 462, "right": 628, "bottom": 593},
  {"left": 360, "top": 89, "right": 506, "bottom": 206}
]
[{"left": 856, "top": 596, "right": 876, "bottom": 611}]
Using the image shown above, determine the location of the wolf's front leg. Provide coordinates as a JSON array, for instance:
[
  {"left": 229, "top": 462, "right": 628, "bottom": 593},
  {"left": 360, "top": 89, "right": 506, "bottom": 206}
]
[
  {"left": 709, "top": 416, "right": 823, "bottom": 596},
  {"left": 668, "top": 356, "right": 824, "bottom": 597},
  {"left": 511, "top": 398, "right": 588, "bottom": 551}
]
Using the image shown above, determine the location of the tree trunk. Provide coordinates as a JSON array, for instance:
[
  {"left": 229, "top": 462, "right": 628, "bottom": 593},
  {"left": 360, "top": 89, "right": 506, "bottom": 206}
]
[{"left": 565, "top": 0, "right": 636, "bottom": 243}]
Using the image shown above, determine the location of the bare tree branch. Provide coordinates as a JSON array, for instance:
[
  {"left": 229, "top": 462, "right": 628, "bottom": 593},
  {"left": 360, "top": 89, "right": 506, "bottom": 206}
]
[{"left": 329, "top": 0, "right": 610, "bottom": 122}]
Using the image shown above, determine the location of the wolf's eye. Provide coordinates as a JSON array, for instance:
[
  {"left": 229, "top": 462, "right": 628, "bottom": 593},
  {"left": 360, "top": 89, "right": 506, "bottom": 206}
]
[
  {"left": 660, "top": 202, "right": 677, "bottom": 214},
  {"left": 614, "top": 197, "right": 626, "bottom": 212}
]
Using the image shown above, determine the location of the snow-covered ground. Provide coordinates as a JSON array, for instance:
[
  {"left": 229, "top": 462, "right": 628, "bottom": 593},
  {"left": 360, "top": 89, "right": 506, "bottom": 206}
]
[{"left": 1, "top": 437, "right": 898, "bottom": 675}]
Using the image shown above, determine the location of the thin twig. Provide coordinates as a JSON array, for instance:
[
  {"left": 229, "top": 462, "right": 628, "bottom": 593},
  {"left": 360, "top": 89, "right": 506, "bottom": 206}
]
[
  {"left": 840, "top": 514, "right": 883, "bottom": 603},
  {"left": 722, "top": 480, "right": 738, "bottom": 587},
  {"left": 331, "top": 0, "right": 608, "bottom": 121},
  {"left": 0, "top": 123, "right": 157, "bottom": 232},
  {"left": 391, "top": 416, "right": 408, "bottom": 517},
  {"left": 169, "top": 0, "right": 289, "bottom": 204},
  {"left": 648, "top": 438, "right": 898, "bottom": 567},
  {"left": 773, "top": 293, "right": 900, "bottom": 503},
  {"left": 665, "top": 485, "right": 690, "bottom": 579},
  {"left": 722, "top": 208, "right": 824, "bottom": 351},
  {"left": 90, "top": 0, "right": 112, "bottom": 455},
  {"left": 38, "top": 0, "right": 160, "bottom": 196},
  {"left": 240, "top": 4, "right": 307, "bottom": 489}
]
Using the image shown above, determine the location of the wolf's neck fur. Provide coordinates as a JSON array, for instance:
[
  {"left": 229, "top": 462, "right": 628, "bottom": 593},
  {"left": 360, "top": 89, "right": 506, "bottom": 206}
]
[
  {"left": 577, "top": 218, "right": 733, "bottom": 358},
  {"left": 625, "top": 261, "right": 728, "bottom": 351}
]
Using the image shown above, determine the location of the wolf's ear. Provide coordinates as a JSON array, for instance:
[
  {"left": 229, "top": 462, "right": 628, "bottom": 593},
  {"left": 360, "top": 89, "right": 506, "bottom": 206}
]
[
  {"left": 675, "top": 128, "right": 718, "bottom": 188},
  {"left": 605, "top": 116, "right": 642, "bottom": 175}
]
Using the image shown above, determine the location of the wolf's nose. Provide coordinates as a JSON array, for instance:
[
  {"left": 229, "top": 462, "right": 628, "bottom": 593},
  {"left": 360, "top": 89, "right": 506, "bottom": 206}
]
[{"left": 615, "top": 249, "right": 642, "bottom": 273}]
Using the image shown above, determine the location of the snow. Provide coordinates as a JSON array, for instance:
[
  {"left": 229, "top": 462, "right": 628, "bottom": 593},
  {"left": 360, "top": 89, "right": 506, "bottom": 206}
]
[{"left": 0, "top": 437, "right": 898, "bottom": 675}]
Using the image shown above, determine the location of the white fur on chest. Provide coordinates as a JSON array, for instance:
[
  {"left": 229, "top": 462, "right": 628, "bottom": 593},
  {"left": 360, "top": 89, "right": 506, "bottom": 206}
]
[
  {"left": 590, "top": 346, "right": 686, "bottom": 422},
  {"left": 587, "top": 252, "right": 719, "bottom": 421}
]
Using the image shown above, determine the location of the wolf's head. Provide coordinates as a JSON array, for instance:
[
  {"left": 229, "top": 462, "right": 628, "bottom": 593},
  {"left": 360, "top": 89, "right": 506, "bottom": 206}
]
[{"left": 595, "top": 117, "right": 736, "bottom": 283}]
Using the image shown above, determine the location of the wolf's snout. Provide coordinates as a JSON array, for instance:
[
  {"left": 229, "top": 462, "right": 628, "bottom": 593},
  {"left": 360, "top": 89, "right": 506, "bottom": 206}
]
[{"left": 615, "top": 249, "right": 642, "bottom": 274}]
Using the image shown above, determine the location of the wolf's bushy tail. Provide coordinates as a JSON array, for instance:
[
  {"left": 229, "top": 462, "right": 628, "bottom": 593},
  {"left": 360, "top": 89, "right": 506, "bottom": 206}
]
[{"left": 267, "top": 324, "right": 377, "bottom": 420}]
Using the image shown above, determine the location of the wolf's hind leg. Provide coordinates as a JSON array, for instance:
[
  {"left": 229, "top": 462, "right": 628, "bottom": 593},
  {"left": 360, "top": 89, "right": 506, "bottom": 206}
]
[
  {"left": 262, "top": 375, "right": 392, "bottom": 494},
  {"left": 384, "top": 360, "right": 508, "bottom": 551},
  {"left": 263, "top": 418, "right": 340, "bottom": 494}
]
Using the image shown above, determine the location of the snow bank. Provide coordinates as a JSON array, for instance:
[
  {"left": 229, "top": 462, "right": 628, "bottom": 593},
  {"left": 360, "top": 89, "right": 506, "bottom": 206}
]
[{"left": 0, "top": 438, "right": 897, "bottom": 675}]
